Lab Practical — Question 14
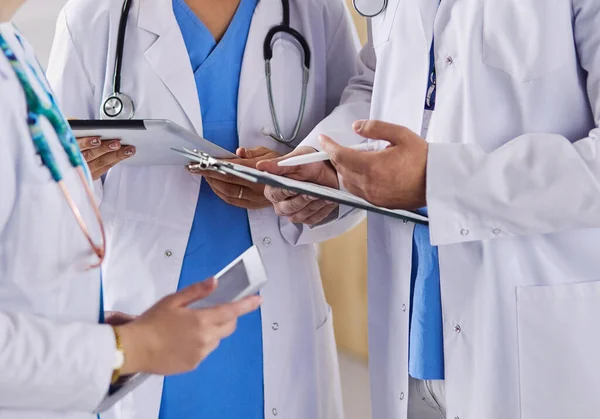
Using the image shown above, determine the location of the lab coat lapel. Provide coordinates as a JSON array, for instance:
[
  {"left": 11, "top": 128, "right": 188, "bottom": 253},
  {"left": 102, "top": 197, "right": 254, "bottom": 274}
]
[
  {"left": 237, "top": 0, "right": 281, "bottom": 141},
  {"left": 419, "top": 0, "right": 439, "bottom": 49},
  {"left": 138, "top": 0, "right": 203, "bottom": 134}
]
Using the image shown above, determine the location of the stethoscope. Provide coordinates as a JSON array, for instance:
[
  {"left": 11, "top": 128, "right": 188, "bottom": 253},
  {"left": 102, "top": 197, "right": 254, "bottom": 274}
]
[
  {"left": 353, "top": 0, "right": 387, "bottom": 18},
  {"left": 101, "top": 0, "right": 311, "bottom": 148},
  {"left": 0, "top": 33, "right": 106, "bottom": 268}
]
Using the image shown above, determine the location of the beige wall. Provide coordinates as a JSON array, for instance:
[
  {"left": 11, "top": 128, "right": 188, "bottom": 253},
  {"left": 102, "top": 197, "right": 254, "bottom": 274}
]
[{"left": 319, "top": 4, "right": 369, "bottom": 360}]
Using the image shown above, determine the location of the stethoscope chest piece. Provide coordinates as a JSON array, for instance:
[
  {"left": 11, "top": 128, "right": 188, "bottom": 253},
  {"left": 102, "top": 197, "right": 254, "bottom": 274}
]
[
  {"left": 353, "top": 0, "right": 387, "bottom": 17},
  {"left": 101, "top": 92, "right": 135, "bottom": 120}
]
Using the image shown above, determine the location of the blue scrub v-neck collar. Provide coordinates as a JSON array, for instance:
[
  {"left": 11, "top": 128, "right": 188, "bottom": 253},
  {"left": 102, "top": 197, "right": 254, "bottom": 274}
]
[{"left": 173, "top": 0, "right": 253, "bottom": 70}]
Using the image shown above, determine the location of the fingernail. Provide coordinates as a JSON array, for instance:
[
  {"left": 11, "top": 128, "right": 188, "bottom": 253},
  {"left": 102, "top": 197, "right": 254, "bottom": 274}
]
[
  {"left": 353, "top": 120, "right": 367, "bottom": 132},
  {"left": 109, "top": 141, "right": 120, "bottom": 151},
  {"left": 319, "top": 135, "right": 329, "bottom": 148},
  {"left": 307, "top": 195, "right": 319, "bottom": 201},
  {"left": 90, "top": 138, "right": 101, "bottom": 146},
  {"left": 124, "top": 147, "right": 136, "bottom": 157}
]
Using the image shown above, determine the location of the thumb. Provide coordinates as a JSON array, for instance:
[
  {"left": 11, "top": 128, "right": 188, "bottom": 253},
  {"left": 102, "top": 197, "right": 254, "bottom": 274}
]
[
  {"left": 353, "top": 120, "right": 412, "bottom": 146},
  {"left": 163, "top": 278, "right": 218, "bottom": 308},
  {"left": 320, "top": 134, "right": 367, "bottom": 173},
  {"left": 256, "top": 146, "right": 317, "bottom": 175}
]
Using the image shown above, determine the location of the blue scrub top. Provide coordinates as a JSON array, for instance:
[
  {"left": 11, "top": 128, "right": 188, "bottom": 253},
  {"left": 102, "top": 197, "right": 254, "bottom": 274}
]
[
  {"left": 408, "top": 38, "right": 445, "bottom": 381},
  {"left": 159, "top": 0, "right": 264, "bottom": 417}
]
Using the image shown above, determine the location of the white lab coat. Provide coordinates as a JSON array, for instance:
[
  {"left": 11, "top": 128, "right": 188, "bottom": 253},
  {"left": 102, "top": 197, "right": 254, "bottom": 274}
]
[
  {"left": 0, "top": 24, "right": 115, "bottom": 419},
  {"left": 302, "top": 1, "right": 600, "bottom": 418},
  {"left": 46, "top": 1, "right": 364, "bottom": 418}
]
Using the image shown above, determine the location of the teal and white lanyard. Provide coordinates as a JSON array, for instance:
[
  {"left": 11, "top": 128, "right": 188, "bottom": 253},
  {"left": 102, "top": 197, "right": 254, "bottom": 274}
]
[
  {"left": 0, "top": 32, "right": 88, "bottom": 181},
  {"left": 0, "top": 31, "right": 106, "bottom": 268}
]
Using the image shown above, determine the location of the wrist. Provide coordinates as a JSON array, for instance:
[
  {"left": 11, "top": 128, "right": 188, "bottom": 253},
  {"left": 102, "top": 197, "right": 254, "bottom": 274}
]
[{"left": 116, "top": 324, "right": 148, "bottom": 375}]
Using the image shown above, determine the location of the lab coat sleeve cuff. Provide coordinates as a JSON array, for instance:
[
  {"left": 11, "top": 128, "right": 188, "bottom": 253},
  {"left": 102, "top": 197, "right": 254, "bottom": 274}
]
[
  {"left": 426, "top": 143, "right": 498, "bottom": 246},
  {"left": 79, "top": 324, "right": 116, "bottom": 411},
  {"left": 0, "top": 313, "right": 115, "bottom": 412}
]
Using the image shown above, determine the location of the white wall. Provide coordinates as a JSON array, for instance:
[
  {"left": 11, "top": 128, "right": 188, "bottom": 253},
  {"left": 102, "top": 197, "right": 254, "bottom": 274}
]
[{"left": 13, "top": 0, "right": 67, "bottom": 68}]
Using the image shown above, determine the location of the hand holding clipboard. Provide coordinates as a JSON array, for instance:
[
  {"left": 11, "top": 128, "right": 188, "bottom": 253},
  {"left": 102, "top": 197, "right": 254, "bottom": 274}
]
[{"left": 172, "top": 147, "right": 428, "bottom": 225}]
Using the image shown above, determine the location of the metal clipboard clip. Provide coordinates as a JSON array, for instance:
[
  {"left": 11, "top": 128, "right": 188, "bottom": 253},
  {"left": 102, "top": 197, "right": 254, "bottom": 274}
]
[{"left": 171, "top": 147, "right": 261, "bottom": 184}]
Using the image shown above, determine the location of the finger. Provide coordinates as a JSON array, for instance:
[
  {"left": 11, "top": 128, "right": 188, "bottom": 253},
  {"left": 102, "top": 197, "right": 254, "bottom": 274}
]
[
  {"left": 90, "top": 158, "right": 121, "bottom": 181},
  {"left": 296, "top": 203, "right": 338, "bottom": 226},
  {"left": 256, "top": 146, "right": 317, "bottom": 175},
  {"left": 217, "top": 320, "right": 239, "bottom": 339},
  {"left": 206, "top": 179, "right": 270, "bottom": 209},
  {"left": 163, "top": 278, "right": 218, "bottom": 307},
  {"left": 264, "top": 186, "right": 298, "bottom": 204},
  {"left": 203, "top": 295, "right": 263, "bottom": 325},
  {"left": 87, "top": 146, "right": 135, "bottom": 173},
  {"left": 319, "top": 134, "right": 370, "bottom": 174},
  {"left": 204, "top": 178, "right": 249, "bottom": 200},
  {"left": 232, "top": 153, "right": 281, "bottom": 169},
  {"left": 82, "top": 140, "right": 121, "bottom": 162},
  {"left": 286, "top": 199, "right": 331, "bottom": 223},
  {"left": 273, "top": 194, "right": 318, "bottom": 216},
  {"left": 190, "top": 169, "right": 256, "bottom": 189},
  {"left": 352, "top": 119, "right": 413, "bottom": 146},
  {"left": 77, "top": 136, "right": 101, "bottom": 151},
  {"left": 236, "top": 146, "right": 272, "bottom": 159}
]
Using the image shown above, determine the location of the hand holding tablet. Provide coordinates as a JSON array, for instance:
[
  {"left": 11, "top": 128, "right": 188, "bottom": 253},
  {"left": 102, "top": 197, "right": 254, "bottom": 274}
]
[{"left": 95, "top": 246, "right": 268, "bottom": 413}]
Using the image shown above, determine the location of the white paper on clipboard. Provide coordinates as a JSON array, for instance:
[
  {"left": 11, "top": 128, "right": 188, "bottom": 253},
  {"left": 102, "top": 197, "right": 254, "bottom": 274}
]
[
  {"left": 173, "top": 148, "right": 429, "bottom": 225},
  {"left": 69, "top": 119, "right": 236, "bottom": 166}
]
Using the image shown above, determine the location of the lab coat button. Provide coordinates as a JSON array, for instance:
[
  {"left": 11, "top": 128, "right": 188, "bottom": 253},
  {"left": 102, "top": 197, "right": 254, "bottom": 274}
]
[
  {"left": 399, "top": 392, "right": 405, "bottom": 400},
  {"left": 164, "top": 250, "right": 173, "bottom": 258},
  {"left": 263, "top": 237, "right": 271, "bottom": 246},
  {"left": 445, "top": 56, "right": 454, "bottom": 66},
  {"left": 272, "top": 408, "right": 278, "bottom": 416},
  {"left": 454, "top": 324, "right": 462, "bottom": 333},
  {"left": 493, "top": 228, "right": 501, "bottom": 235},
  {"left": 460, "top": 229, "right": 469, "bottom": 236},
  {"left": 272, "top": 322, "right": 279, "bottom": 330},
  {"left": 402, "top": 304, "right": 407, "bottom": 312}
]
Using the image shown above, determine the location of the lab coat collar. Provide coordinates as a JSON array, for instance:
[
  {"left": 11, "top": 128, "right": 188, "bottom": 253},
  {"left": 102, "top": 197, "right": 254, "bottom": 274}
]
[
  {"left": 418, "top": 0, "right": 440, "bottom": 49},
  {"left": 137, "top": 0, "right": 171, "bottom": 36},
  {"left": 137, "top": 0, "right": 203, "bottom": 134},
  {"left": 237, "top": 0, "right": 281, "bottom": 136}
]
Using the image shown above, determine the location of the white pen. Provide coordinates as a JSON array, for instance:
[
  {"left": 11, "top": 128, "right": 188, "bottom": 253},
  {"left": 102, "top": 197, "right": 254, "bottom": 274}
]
[{"left": 278, "top": 142, "right": 377, "bottom": 167}]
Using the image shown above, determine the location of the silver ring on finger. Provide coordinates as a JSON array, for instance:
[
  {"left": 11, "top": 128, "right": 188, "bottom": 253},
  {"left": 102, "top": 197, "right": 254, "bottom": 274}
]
[{"left": 238, "top": 186, "right": 244, "bottom": 200}]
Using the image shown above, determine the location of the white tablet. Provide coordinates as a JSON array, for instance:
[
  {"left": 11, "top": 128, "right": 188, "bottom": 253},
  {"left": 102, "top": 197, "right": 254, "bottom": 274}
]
[
  {"left": 94, "top": 246, "right": 268, "bottom": 413},
  {"left": 69, "top": 119, "right": 236, "bottom": 166}
]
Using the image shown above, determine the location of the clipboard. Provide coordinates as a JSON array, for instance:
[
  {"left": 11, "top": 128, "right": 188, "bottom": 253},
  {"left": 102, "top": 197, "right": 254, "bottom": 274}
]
[
  {"left": 172, "top": 148, "right": 429, "bottom": 225},
  {"left": 69, "top": 119, "right": 236, "bottom": 166}
]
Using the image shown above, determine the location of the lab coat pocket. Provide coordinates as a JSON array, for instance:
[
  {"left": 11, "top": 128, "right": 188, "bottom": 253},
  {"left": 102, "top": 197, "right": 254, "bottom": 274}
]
[
  {"left": 371, "top": 0, "right": 401, "bottom": 48},
  {"left": 516, "top": 280, "right": 600, "bottom": 419},
  {"left": 315, "top": 305, "right": 344, "bottom": 419},
  {"left": 482, "top": 0, "right": 572, "bottom": 81}
]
